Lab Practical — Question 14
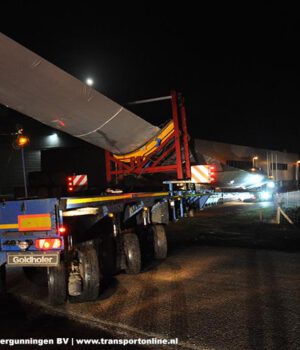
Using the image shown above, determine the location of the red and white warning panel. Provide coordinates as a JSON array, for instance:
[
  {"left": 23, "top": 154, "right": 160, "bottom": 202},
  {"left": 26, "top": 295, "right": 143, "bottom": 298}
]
[
  {"left": 191, "top": 165, "right": 216, "bottom": 184},
  {"left": 67, "top": 174, "right": 88, "bottom": 192}
]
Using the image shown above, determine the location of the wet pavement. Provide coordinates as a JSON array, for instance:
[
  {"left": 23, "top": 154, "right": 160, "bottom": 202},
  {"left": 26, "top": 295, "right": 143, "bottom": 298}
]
[{"left": 2, "top": 202, "right": 300, "bottom": 349}]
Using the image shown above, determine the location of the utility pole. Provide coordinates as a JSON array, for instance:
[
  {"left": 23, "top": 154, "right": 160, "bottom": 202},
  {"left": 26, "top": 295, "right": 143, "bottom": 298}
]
[
  {"left": 296, "top": 161, "right": 300, "bottom": 190},
  {"left": 20, "top": 147, "right": 28, "bottom": 197},
  {"left": 15, "top": 133, "right": 30, "bottom": 197}
]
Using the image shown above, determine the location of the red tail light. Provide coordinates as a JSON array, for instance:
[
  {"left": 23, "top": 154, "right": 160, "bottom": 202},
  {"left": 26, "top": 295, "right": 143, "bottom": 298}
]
[
  {"left": 67, "top": 176, "right": 74, "bottom": 192},
  {"left": 35, "top": 238, "right": 62, "bottom": 250},
  {"left": 58, "top": 226, "right": 67, "bottom": 235},
  {"left": 209, "top": 165, "right": 216, "bottom": 183}
]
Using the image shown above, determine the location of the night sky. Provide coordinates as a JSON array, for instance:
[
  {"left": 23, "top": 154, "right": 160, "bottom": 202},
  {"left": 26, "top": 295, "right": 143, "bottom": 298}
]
[{"left": 1, "top": 2, "right": 300, "bottom": 154}]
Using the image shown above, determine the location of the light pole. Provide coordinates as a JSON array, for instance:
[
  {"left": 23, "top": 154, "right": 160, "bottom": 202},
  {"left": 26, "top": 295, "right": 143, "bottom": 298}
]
[
  {"left": 296, "top": 160, "right": 300, "bottom": 190},
  {"left": 16, "top": 134, "right": 30, "bottom": 197},
  {"left": 21, "top": 147, "right": 27, "bottom": 197},
  {"left": 252, "top": 156, "right": 258, "bottom": 169}
]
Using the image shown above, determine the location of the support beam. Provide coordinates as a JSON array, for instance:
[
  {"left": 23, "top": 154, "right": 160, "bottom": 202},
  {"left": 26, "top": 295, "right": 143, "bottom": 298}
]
[
  {"left": 105, "top": 150, "right": 112, "bottom": 183},
  {"left": 180, "top": 95, "right": 191, "bottom": 179},
  {"left": 128, "top": 95, "right": 172, "bottom": 105},
  {"left": 171, "top": 91, "right": 183, "bottom": 179}
]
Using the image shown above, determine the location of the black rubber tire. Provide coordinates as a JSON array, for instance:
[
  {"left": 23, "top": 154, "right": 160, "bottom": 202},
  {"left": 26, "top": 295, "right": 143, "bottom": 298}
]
[
  {"left": 153, "top": 225, "right": 168, "bottom": 260},
  {"left": 70, "top": 243, "right": 101, "bottom": 302},
  {"left": 123, "top": 233, "right": 141, "bottom": 274},
  {"left": 47, "top": 262, "right": 67, "bottom": 305},
  {"left": 0, "top": 264, "right": 6, "bottom": 295}
]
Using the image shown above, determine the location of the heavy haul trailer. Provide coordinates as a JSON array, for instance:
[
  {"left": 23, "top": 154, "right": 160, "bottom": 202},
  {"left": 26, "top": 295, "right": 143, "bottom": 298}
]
[
  {"left": 0, "top": 186, "right": 210, "bottom": 304},
  {"left": 0, "top": 92, "right": 212, "bottom": 304},
  {"left": 0, "top": 33, "right": 213, "bottom": 303},
  {"left": 0, "top": 90, "right": 212, "bottom": 301}
]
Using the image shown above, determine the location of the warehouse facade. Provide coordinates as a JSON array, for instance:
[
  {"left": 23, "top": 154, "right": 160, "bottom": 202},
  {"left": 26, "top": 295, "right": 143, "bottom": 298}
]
[{"left": 192, "top": 139, "right": 299, "bottom": 190}]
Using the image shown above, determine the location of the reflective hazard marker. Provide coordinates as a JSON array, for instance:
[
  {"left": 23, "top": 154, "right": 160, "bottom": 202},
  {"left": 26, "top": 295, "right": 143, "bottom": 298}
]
[
  {"left": 18, "top": 214, "right": 52, "bottom": 231},
  {"left": 67, "top": 174, "right": 88, "bottom": 192},
  {"left": 191, "top": 165, "right": 216, "bottom": 184}
]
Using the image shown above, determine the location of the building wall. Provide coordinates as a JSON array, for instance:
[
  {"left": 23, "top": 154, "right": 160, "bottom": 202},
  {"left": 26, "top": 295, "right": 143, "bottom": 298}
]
[
  {"left": 0, "top": 147, "right": 41, "bottom": 194},
  {"left": 0, "top": 107, "right": 91, "bottom": 195},
  {"left": 193, "top": 139, "right": 299, "bottom": 183}
]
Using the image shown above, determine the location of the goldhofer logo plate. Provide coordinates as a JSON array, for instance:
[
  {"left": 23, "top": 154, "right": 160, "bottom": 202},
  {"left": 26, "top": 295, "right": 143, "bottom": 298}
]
[{"left": 7, "top": 252, "right": 59, "bottom": 266}]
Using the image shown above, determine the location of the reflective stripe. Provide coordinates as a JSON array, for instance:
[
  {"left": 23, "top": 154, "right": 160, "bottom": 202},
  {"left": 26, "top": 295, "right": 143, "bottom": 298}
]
[
  {"left": 70, "top": 174, "right": 88, "bottom": 192},
  {"left": 73, "top": 175, "right": 86, "bottom": 187},
  {"left": 67, "top": 192, "right": 170, "bottom": 206},
  {"left": 135, "top": 192, "right": 169, "bottom": 198},
  {"left": 67, "top": 194, "right": 133, "bottom": 205},
  {"left": 0, "top": 223, "right": 18, "bottom": 230}
]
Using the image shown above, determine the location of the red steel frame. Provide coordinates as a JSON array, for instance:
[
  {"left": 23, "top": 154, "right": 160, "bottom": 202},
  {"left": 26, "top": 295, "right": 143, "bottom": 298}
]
[{"left": 105, "top": 91, "right": 191, "bottom": 184}]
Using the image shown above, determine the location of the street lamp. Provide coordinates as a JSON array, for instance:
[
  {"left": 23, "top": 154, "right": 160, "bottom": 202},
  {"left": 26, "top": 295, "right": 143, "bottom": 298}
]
[
  {"left": 47, "top": 133, "right": 59, "bottom": 146},
  {"left": 252, "top": 156, "right": 258, "bottom": 168}
]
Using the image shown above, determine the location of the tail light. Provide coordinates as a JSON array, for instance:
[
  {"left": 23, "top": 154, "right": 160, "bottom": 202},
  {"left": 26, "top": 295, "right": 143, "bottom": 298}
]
[
  {"left": 58, "top": 226, "right": 67, "bottom": 235},
  {"left": 35, "top": 238, "right": 62, "bottom": 250},
  {"left": 67, "top": 176, "right": 74, "bottom": 192},
  {"left": 209, "top": 165, "right": 216, "bottom": 183}
]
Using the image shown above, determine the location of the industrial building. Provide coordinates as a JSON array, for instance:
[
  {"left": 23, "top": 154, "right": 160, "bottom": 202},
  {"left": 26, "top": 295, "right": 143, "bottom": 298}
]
[{"left": 192, "top": 139, "right": 299, "bottom": 190}]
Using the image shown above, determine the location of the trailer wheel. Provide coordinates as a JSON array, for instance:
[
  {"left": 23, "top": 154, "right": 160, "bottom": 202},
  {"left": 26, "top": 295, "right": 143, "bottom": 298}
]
[
  {"left": 152, "top": 225, "right": 168, "bottom": 260},
  {"left": 70, "top": 243, "right": 101, "bottom": 302},
  {"left": 47, "top": 262, "right": 67, "bottom": 305},
  {"left": 123, "top": 233, "right": 141, "bottom": 274},
  {"left": 0, "top": 265, "right": 6, "bottom": 295}
]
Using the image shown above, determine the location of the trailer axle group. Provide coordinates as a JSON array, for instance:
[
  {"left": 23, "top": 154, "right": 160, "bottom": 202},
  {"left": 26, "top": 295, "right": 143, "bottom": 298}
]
[{"left": 0, "top": 182, "right": 210, "bottom": 304}]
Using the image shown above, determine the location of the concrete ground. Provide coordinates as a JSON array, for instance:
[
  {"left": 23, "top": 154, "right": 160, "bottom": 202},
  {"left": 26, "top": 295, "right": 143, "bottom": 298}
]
[{"left": 2, "top": 202, "right": 300, "bottom": 349}]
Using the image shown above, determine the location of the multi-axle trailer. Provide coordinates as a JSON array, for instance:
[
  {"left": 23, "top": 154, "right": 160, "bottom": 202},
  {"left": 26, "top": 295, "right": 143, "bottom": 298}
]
[
  {"left": 0, "top": 183, "right": 210, "bottom": 304},
  {"left": 0, "top": 33, "right": 215, "bottom": 304},
  {"left": 0, "top": 88, "right": 214, "bottom": 304},
  {"left": 0, "top": 90, "right": 213, "bottom": 304}
]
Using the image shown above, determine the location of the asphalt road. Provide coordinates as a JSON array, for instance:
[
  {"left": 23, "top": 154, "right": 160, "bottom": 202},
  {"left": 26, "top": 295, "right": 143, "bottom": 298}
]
[{"left": 2, "top": 202, "right": 300, "bottom": 349}]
